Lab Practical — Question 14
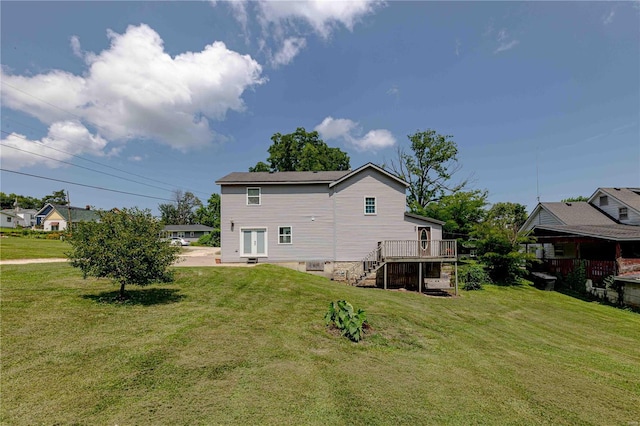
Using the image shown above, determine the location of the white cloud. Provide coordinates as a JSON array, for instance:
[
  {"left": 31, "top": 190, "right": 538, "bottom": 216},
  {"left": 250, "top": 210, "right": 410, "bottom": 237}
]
[
  {"left": 494, "top": 40, "right": 519, "bottom": 54},
  {"left": 70, "top": 35, "right": 83, "bottom": 58},
  {"left": 271, "top": 37, "right": 306, "bottom": 67},
  {"left": 315, "top": 116, "right": 396, "bottom": 152},
  {"left": 315, "top": 116, "right": 359, "bottom": 139},
  {"left": 493, "top": 29, "right": 519, "bottom": 54},
  {"left": 351, "top": 129, "right": 396, "bottom": 151},
  {"left": 216, "top": 0, "right": 382, "bottom": 67},
  {"left": 387, "top": 84, "right": 399, "bottom": 96},
  {"left": 128, "top": 155, "right": 144, "bottom": 162},
  {"left": 257, "top": 0, "right": 382, "bottom": 39},
  {"left": 455, "top": 39, "right": 461, "bottom": 56},
  {"left": 1, "top": 24, "right": 265, "bottom": 158},
  {"left": 603, "top": 9, "right": 615, "bottom": 25},
  {"left": 0, "top": 121, "right": 108, "bottom": 169}
]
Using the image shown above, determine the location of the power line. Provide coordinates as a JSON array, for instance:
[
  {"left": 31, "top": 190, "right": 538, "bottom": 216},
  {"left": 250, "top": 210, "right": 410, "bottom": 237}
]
[
  {"left": 1, "top": 83, "right": 213, "bottom": 197},
  {"left": 0, "top": 134, "right": 176, "bottom": 194},
  {"left": 1, "top": 116, "right": 193, "bottom": 192},
  {"left": 0, "top": 168, "right": 175, "bottom": 202}
]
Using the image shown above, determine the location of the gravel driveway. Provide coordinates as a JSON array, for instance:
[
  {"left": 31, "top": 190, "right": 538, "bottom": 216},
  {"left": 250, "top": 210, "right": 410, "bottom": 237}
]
[{"left": 0, "top": 246, "right": 252, "bottom": 267}]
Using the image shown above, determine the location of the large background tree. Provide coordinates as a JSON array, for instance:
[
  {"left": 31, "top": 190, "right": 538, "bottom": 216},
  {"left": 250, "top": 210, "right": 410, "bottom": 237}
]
[
  {"left": 0, "top": 192, "right": 43, "bottom": 210},
  {"left": 422, "top": 189, "right": 488, "bottom": 239},
  {"left": 250, "top": 127, "right": 350, "bottom": 172},
  {"left": 159, "top": 190, "right": 202, "bottom": 225},
  {"left": 42, "top": 189, "right": 69, "bottom": 205},
  {"left": 386, "top": 129, "right": 468, "bottom": 214},
  {"left": 67, "top": 208, "right": 180, "bottom": 299}
]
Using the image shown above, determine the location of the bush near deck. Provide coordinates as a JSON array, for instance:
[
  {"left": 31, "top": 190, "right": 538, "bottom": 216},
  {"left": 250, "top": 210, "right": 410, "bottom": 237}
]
[{"left": 2, "top": 263, "right": 639, "bottom": 425}]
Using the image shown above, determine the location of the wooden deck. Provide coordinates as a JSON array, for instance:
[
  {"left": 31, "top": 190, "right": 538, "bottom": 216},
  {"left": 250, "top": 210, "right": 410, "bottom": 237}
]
[{"left": 381, "top": 240, "right": 457, "bottom": 262}]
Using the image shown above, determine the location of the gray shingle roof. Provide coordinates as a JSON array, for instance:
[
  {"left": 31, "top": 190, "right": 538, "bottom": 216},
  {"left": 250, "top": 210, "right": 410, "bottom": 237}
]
[
  {"left": 541, "top": 202, "right": 616, "bottom": 225},
  {"left": 163, "top": 225, "right": 214, "bottom": 232},
  {"left": 55, "top": 206, "right": 101, "bottom": 222},
  {"left": 216, "top": 170, "right": 350, "bottom": 184},
  {"left": 533, "top": 224, "right": 640, "bottom": 241},
  {"left": 598, "top": 188, "right": 640, "bottom": 213}
]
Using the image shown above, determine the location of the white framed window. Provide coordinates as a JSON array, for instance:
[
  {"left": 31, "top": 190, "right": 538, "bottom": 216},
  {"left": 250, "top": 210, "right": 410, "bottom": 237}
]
[
  {"left": 278, "top": 226, "right": 292, "bottom": 244},
  {"left": 247, "top": 187, "right": 261, "bottom": 205},
  {"left": 599, "top": 195, "right": 608, "bottom": 206},
  {"left": 619, "top": 207, "right": 628, "bottom": 220},
  {"left": 177, "top": 231, "right": 185, "bottom": 238},
  {"left": 190, "top": 231, "right": 194, "bottom": 237},
  {"left": 364, "top": 196, "right": 376, "bottom": 215},
  {"left": 6, "top": 217, "right": 11, "bottom": 222}
]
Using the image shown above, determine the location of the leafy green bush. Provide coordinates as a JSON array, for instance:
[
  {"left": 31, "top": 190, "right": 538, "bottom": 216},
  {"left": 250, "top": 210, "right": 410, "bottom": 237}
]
[
  {"left": 459, "top": 263, "right": 491, "bottom": 290},
  {"left": 197, "top": 229, "right": 220, "bottom": 247},
  {"left": 560, "top": 261, "right": 587, "bottom": 293},
  {"left": 324, "top": 300, "right": 368, "bottom": 342}
]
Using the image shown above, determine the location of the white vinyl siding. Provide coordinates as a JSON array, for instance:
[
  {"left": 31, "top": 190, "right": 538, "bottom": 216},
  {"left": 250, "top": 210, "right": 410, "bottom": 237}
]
[
  {"left": 247, "top": 187, "right": 261, "bottom": 205},
  {"left": 590, "top": 190, "right": 640, "bottom": 225},
  {"left": 221, "top": 184, "right": 333, "bottom": 262},
  {"left": 364, "top": 197, "right": 376, "bottom": 215},
  {"left": 278, "top": 226, "right": 292, "bottom": 244}
]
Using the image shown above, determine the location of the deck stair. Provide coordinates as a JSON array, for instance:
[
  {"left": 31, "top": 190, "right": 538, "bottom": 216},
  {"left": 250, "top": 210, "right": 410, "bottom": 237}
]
[{"left": 347, "top": 245, "right": 385, "bottom": 286}]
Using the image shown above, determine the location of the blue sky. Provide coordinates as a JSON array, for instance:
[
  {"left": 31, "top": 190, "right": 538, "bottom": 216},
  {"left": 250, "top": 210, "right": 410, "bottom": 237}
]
[{"left": 1, "top": 1, "right": 638, "bottom": 214}]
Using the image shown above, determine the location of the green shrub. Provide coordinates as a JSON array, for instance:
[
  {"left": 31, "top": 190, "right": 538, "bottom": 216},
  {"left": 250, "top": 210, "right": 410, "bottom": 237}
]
[
  {"left": 324, "top": 300, "right": 368, "bottom": 342},
  {"left": 197, "top": 229, "right": 220, "bottom": 247},
  {"left": 459, "top": 263, "right": 491, "bottom": 290}
]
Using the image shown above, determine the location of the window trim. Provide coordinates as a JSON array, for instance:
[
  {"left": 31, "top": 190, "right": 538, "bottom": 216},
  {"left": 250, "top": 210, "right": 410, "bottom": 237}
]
[
  {"left": 364, "top": 196, "right": 377, "bottom": 215},
  {"left": 619, "top": 207, "right": 629, "bottom": 220},
  {"left": 247, "top": 187, "right": 261, "bottom": 206},
  {"left": 278, "top": 226, "right": 293, "bottom": 245}
]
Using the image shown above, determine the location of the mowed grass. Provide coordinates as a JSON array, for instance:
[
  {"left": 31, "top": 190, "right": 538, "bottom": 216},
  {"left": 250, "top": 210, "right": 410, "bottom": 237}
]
[
  {"left": 0, "top": 236, "right": 69, "bottom": 260},
  {"left": 2, "top": 263, "right": 639, "bottom": 425}
]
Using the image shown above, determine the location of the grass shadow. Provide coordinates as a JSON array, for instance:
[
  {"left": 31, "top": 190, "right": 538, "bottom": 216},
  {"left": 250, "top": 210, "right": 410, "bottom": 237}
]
[{"left": 82, "top": 287, "right": 184, "bottom": 306}]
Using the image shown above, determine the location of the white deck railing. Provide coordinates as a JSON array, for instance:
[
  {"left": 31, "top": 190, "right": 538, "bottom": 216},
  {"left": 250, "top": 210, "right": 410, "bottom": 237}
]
[{"left": 381, "top": 240, "right": 457, "bottom": 259}]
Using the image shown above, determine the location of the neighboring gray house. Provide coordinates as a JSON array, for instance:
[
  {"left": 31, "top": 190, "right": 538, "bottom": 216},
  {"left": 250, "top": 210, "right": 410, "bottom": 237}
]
[
  {"left": 521, "top": 188, "right": 640, "bottom": 284},
  {"left": 216, "top": 163, "right": 457, "bottom": 290},
  {"left": 161, "top": 224, "right": 214, "bottom": 243}
]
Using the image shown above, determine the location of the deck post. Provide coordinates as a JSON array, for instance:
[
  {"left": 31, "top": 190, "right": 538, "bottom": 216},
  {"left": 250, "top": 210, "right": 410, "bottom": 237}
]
[
  {"left": 384, "top": 263, "right": 387, "bottom": 290},
  {"left": 418, "top": 262, "right": 422, "bottom": 293},
  {"left": 454, "top": 261, "right": 458, "bottom": 296}
]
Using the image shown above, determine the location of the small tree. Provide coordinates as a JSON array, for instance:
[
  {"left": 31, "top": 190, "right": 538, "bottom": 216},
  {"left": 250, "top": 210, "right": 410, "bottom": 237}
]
[
  {"left": 473, "top": 202, "right": 536, "bottom": 284},
  {"left": 67, "top": 208, "right": 181, "bottom": 299}
]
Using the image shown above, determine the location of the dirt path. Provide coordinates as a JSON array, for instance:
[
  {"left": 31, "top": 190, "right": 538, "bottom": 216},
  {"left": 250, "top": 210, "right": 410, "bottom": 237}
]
[{"left": 0, "top": 247, "right": 254, "bottom": 267}]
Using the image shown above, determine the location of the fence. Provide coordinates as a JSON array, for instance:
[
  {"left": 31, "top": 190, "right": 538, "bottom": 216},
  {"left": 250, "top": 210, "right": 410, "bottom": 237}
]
[{"left": 544, "top": 259, "right": 616, "bottom": 283}]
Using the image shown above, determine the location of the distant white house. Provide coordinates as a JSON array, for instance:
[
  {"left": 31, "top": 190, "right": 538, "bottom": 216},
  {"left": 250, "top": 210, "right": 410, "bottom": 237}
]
[{"left": 1, "top": 211, "right": 18, "bottom": 228}]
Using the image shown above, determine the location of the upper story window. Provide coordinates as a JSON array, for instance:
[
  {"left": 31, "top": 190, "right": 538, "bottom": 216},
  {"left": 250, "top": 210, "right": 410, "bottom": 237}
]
[
  {"left": 278, "top": 226, "right": 292, "bottom": 244},
  {"left": 364, "top": 197, "right": 376, "bottom": 215},
  {"left": 599, "top": 195, "right": 608, "bottom": 206},
  {"left": 619, "top": 207, "right": 628, "bottom": 220},
  {"left": 6, "top": 217, "right": 11, "bottom": 222},
  {"left": 247, "top": 187, "right": 261, "bottom": 205}
]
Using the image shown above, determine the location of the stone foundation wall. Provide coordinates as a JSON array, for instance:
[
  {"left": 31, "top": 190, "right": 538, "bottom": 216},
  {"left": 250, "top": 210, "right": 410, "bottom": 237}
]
[{"left": 618, "top": 258, "right": 640, "bottom": 276}]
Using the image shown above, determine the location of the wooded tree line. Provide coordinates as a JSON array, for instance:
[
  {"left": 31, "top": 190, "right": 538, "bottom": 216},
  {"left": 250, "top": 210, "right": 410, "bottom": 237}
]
[{"left": 1, "top": 189, "right": 68, "bottom": 210}]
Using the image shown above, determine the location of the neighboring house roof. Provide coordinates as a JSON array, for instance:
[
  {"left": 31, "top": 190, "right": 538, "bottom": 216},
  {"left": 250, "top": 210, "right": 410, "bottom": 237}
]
[
  {"left": 590, "top": 187, "right": 640, "bottom": 214},
  {"left": 520, "top": 201, "right": 616, "bottom": 232},
  {"left": 163, "top": 224, "right": 214, "bottom": 232},
  {"left": 531, "top": 224, "right": 640, "bottom": 242},
  {"left": 215, "top": 163, "right": 408, "bottom": 188},
  {"left": 44, "top": 205, "right": 100, "bottom": 222},
  {"left": 1, "top": 211, "right": 17, "bottom": 218},
  {"left": 404, "top": 212, "right": 446, "bottom": 225}
]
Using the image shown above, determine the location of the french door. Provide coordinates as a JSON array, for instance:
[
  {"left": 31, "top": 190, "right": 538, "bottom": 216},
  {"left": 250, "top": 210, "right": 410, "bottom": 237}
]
[{"left": 241, "top": 228, "right": 267, "bottom": 257}]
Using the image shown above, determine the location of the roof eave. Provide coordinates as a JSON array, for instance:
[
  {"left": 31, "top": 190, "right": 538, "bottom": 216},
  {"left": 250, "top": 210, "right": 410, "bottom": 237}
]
[{"left": 328, "top": 163, "right": 409, "bottom": 188}]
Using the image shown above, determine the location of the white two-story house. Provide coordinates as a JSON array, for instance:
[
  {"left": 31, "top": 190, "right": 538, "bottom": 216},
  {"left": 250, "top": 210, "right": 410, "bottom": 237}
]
[{"left": 216, "top": 163, "right": 457, "bottom": 290}]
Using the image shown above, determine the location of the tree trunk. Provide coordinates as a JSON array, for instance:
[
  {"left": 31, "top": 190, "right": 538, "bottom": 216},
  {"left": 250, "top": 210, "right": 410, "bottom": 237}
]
[{"left": 119, "top": 282, "right": 126, "bottom": 300}]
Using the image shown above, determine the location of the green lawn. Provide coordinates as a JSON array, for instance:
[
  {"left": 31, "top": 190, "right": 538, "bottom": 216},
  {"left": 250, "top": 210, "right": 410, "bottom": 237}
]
[
  {"left": 0, "top": 236, "right": 69, "bottom": 260},
  {"left": 2, "top": 263, "right": 639, "bottom": 425}
]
